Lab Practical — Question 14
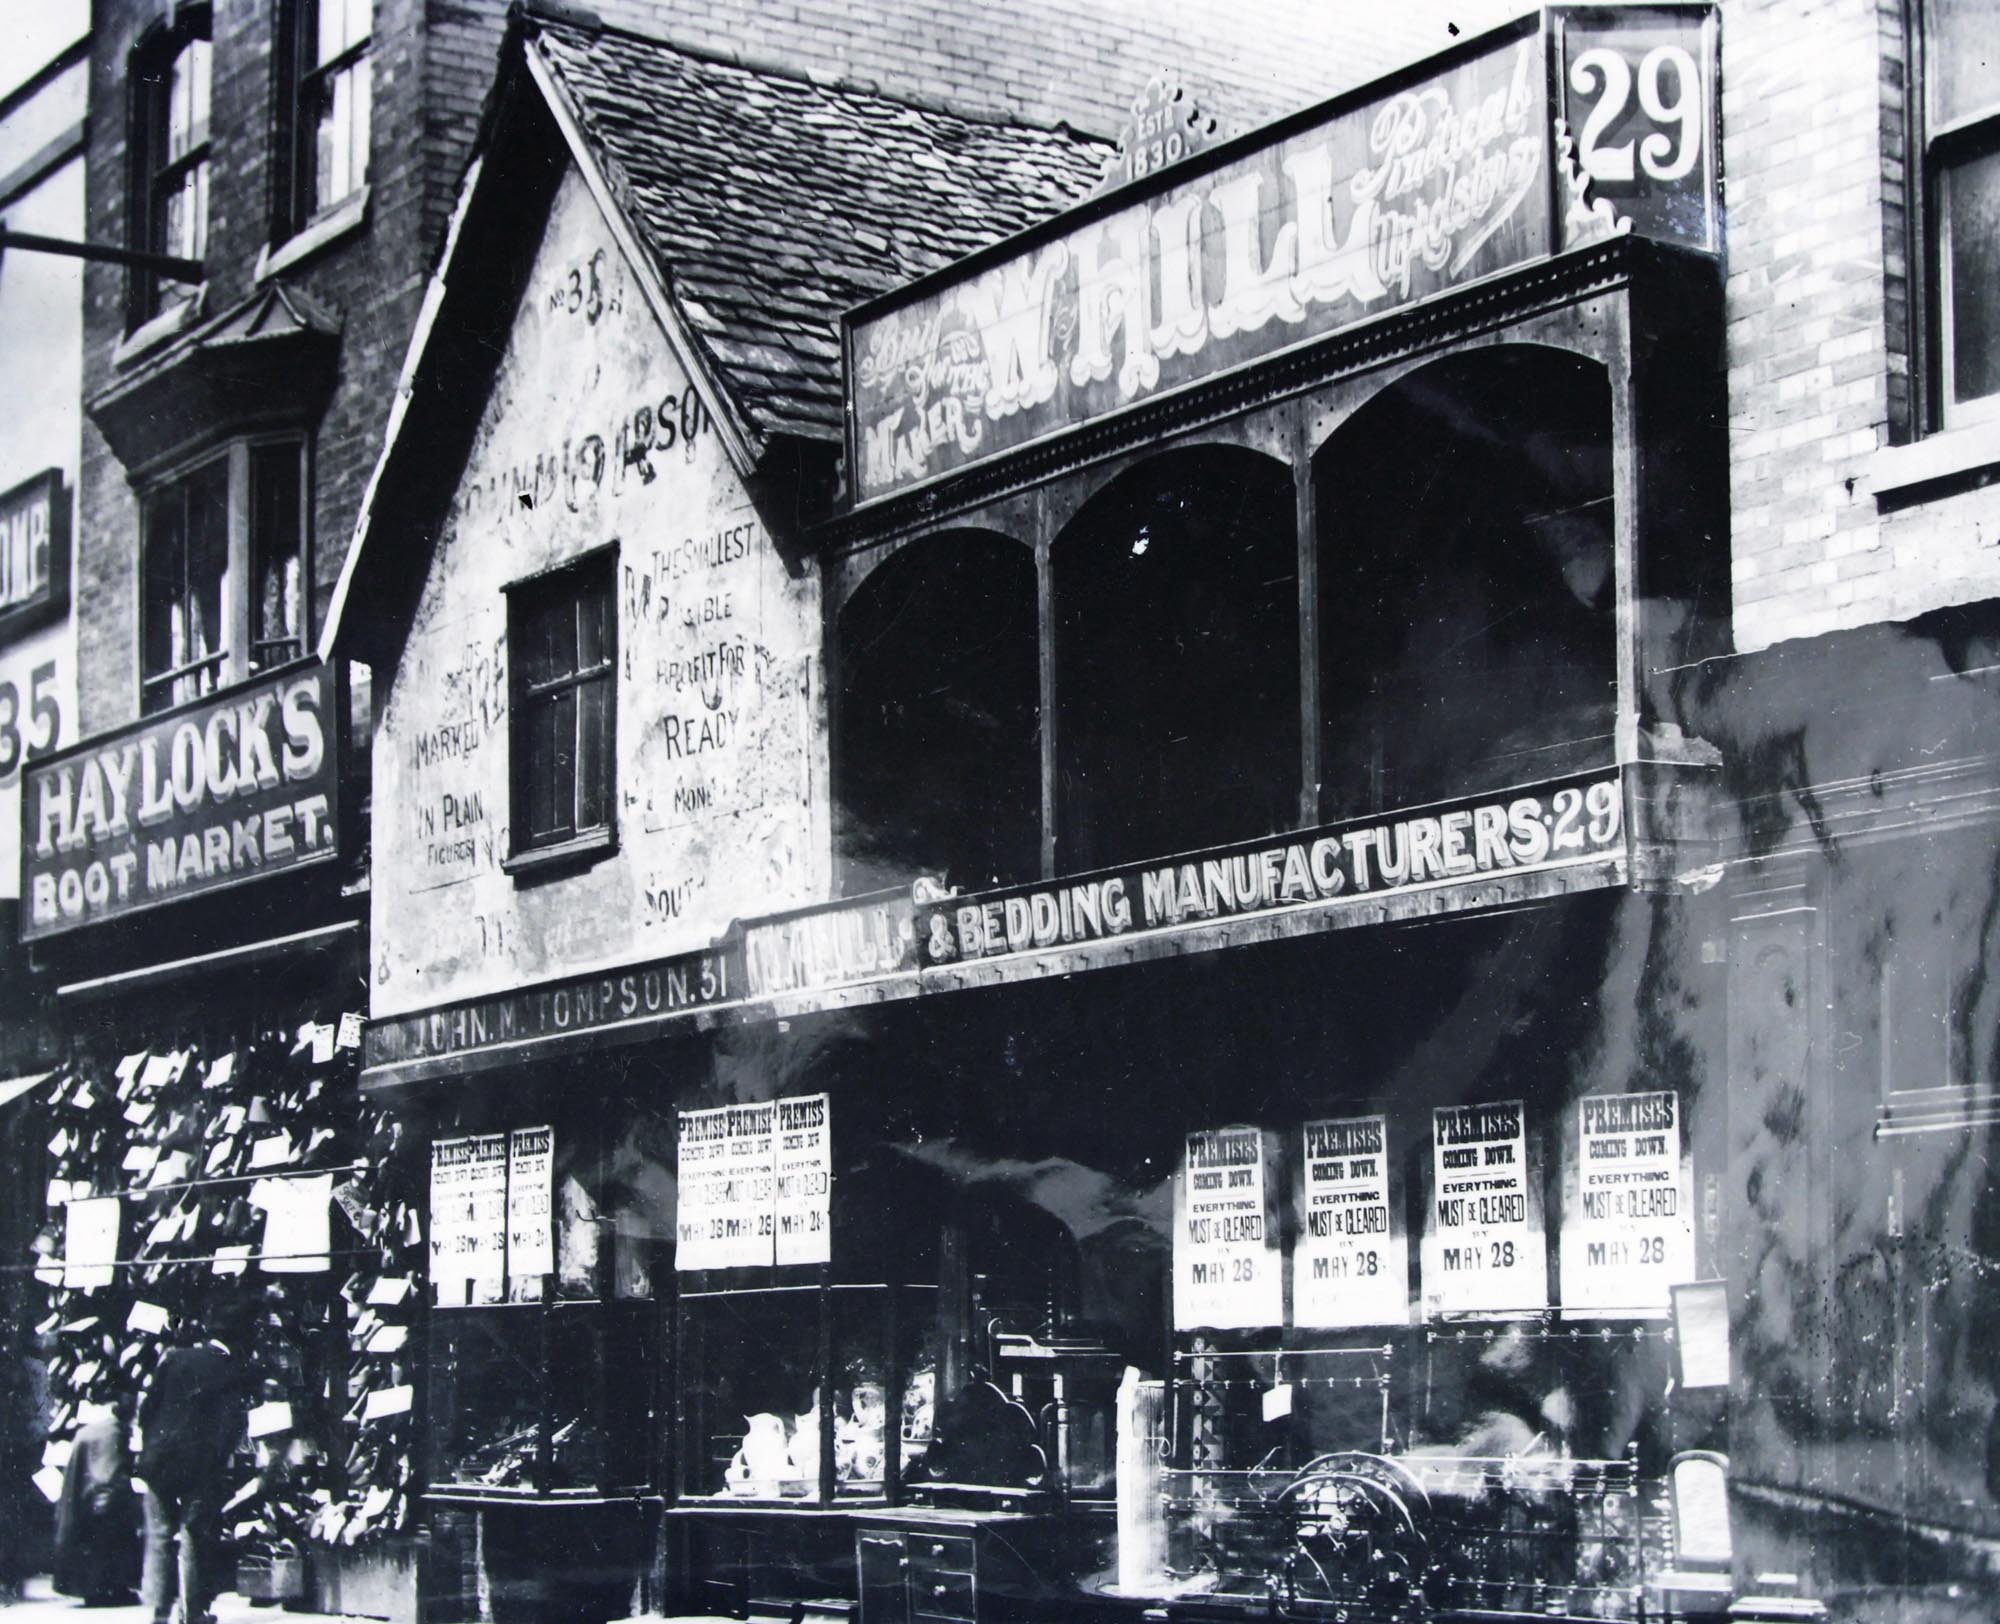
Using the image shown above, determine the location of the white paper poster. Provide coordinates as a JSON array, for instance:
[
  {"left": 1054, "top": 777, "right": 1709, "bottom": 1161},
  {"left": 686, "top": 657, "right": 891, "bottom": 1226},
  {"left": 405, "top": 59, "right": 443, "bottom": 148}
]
[
  {"left": 63, "top": 1198, "right": 120, "bottom": 1291},
  {"left": 1296, "top": 1115, "right": 1407, "bottom": 1327},
  {"left": 507, "top": 1125, "right": 555, "bottom": 1288},
  {"left": 774, "top": 1094, "right": 831, "bottom": 1266},
  {"left": 676, "top": 1103, "right": 776, "bottom": 1269},
  {"left": 1176, "top": 1126, "right": 1282, "bottom": 1329},
  {"left": 1422, "top": 1101, "right": 1547, "bottom": 1317},
  {"left": 431, "top": 1134, "right": 508, "bottom": 1305},
  {"left": 1561, "top": 1091, "right": 1694, "bottom": 1315}
]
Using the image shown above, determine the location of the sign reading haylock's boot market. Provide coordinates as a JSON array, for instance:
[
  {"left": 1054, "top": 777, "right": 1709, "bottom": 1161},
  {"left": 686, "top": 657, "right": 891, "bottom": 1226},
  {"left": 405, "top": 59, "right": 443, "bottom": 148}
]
[
  {"left": 844, "top": 6, "right": 1717, "bottom": 502},
  {"left": 20, "top": 662, "right": 340, "bottom": 939}
]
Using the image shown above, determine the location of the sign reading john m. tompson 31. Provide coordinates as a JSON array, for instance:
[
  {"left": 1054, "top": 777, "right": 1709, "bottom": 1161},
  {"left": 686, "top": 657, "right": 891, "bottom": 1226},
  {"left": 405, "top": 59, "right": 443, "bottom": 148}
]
[
  {"left": 919, "top": 772, "right": 1624, "bottom": 967},
  {"left": 846, "top": 9, "right": 1717, "bottom": 502}
]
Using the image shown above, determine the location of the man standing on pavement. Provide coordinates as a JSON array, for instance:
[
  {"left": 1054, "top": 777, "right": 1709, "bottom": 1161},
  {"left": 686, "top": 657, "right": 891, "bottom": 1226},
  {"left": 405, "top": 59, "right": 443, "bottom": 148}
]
[{"left": 135, "top": 1313, "right": 248, "bottom": 1624}]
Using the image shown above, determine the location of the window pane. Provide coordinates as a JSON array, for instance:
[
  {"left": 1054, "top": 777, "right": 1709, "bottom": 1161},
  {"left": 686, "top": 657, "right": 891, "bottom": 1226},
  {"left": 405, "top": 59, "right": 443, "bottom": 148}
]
[
  {"left": 314, "top": 63, "right": 371, "bottom": 212},
  {"left": 1932, "top": 0, "right": 2000, "bottom": 125},
  {"left": 524, "top": 698, "right": 562, "bottom": 841},
  {"left": 520, "top": 592, "right": 578, "bottom": 689},
  {"left": 142, "top": 488, "right": 188, "bottom": 701},
  {"left": 575, "top": 677, "right": 610, "bottom": 831},
  {"left": 1944, "top": 147, "right": 2000, "bottom": 409},
  {"left": 350, "top": 57, "right": 371, "bottom": 192},
  {"left": 550, "top": 688, "right": 577, "bottom": 836},
  {"left": 319, "top": 0, "right": 371, "bottom": 64},
  {"left": 251, "top": 445, "right": 305, "bottom": 667},
  {"left": 184, "top": 460, "right": 229, "bottom": 679},
  {"left": 168, "top": 40, "right": 210, "bottom": 162},
  {"left": 577, "top": 575, "right": 610, "bottom": 671}
]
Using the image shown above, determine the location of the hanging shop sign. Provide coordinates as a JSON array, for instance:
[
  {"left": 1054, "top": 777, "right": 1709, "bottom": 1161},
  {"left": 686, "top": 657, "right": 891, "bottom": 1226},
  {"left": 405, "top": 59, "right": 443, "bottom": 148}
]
[
  {"left": 0, "top": 468, "right": 71, "bottom": 641},
  {"left": 1176, "top": 1125, "right": 1282, "bottom": 1329},
  {"left": 739, "top": 891, "right": 920, "bottom": 999},
  {"left": 20, "top": 662, "right": 340, "bottom": 941},
  {"left": 1295, "top": 1115, "right": 1407, "bottom": 1327},
  {"left": 845, "top": 6, "right": 1718, "bottom": 501},
  {"left": 363, "top": 944, "right": 736, "bottom": 1069},
  {"left": 507, "top": 1125, "right": 555, "bottom": 1293},
  {"left": 676, "top": 1093, "right": 832, "bottom": 1270},
  {"left": 1422, "top": 1101, "right": 1547, "bottom": 1317},
  {"left": 1559, "top": 1090, "right": 1694, "bottom": 1315},
  {"left": 921, "top": 771, "right": 1625, "bottom": 968},
  {"left": 431, "top": 1133, "right": 508, "bottom": 1307}
]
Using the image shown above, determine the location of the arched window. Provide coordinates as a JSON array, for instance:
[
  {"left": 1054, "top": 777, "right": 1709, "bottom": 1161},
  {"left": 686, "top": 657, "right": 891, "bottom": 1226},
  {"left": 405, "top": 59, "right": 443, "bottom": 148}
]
[
  {"left": 1053, "top": 447, "right": 1298, "bottom": 872},
  {"left": 128, "top": 6, "right": 212, "bottom": 326},
  {"left": 1314, "top": 348, "right": 1615, "bottom": 819},
  {"left": 833, "top": 532, "right": 1040, "bottom": 895}
]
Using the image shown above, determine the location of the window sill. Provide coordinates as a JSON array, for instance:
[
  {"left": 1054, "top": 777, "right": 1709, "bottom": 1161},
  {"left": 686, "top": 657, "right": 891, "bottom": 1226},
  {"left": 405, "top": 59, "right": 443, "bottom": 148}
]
[
  {"left": 256, "top": 186, "right": 370, "bottom": 282},
  {"left": 1870, "top": 419, "right": 2000, "bottom": 508},
  {"left": 114, "top": 289, "right": 205, "bottom": 367},
  {"left": 501, "top": 825, "right": 617, "bottom": 882}
]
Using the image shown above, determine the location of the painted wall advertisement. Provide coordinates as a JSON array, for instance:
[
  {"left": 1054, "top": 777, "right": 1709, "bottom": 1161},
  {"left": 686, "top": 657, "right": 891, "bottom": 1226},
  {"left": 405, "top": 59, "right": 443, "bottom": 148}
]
[
  {"left": 1177, "top": 1126, "right": 1282, "bottom": 1329},
  {"left": 1422, "top": 1101, "right": 1546, "bottom": 1317},
  {"left": 677, "top": 1093, "right": 832, "bottom": 1271},
  {"left": 1559, "top": 1090, "right": 1693, "bottom": 1314},
  {"left": 431, "top": 1134, "right": 508, "bottom": 1307},
  {"left": 1296, "top": 1115, "right": 1407, "bottom": 1327},
  {"left": 506, "top": 1124, "right": 555, "bottom": 1296},
  {"left": 20, "top": 663, "right": 338, "bottom": 939}
]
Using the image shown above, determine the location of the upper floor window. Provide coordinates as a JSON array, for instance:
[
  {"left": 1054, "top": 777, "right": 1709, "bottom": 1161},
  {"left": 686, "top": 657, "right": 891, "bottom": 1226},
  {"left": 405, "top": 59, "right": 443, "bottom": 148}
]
[
  {"left": 142, "top": 441, "right": 308, "bottom": 715},
  {"left": 281, "top": 0, "right": 372, "bottom": 234},
  {"left": 506, "top": 549, "right": 616, "bottom": 864},
  {"left": 1923, "top": 0, "right": 2000, "bottom": 425},
  {"left": 130, "top": 10, "right": 212, "bottom": 325}
]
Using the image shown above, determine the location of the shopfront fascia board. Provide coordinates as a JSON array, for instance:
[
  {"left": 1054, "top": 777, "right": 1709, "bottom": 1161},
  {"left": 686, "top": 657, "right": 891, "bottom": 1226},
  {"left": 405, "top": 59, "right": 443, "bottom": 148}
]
[
  {"left": 360, "top": 768, "right": 1635, "bottom": 1090},
  {"left": 838, "top": 4, "right": 1720, "bottom": 512}
]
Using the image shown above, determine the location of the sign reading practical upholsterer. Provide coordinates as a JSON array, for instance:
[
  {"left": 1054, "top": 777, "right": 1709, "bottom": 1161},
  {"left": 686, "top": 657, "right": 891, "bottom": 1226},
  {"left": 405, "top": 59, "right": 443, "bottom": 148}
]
[
  {"left": 1177, "top": 1126, "right": 1282, "bottom": 1329},
  {"left": 21, "top": 664, "right": 339, "bottom": 940},
  {"left": 1560, "top": 1090, "right": 1693, "bottom": 1314},
  {"left": 1423, "top": 1101, "right": 1547, "bottom": 1317},
  {"left": 1296, "top": 1115, "right": 1407, "bottom": 1327},
  {"left": 846, "top": 8, "right": 1718, "bottom": 501}
]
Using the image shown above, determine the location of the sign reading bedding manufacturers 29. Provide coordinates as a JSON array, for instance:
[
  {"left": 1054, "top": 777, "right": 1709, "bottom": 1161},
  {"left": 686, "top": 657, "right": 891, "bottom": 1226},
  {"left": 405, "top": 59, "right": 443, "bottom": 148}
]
[
  {"left": 846, "top": 7, "right": 1717, "bottom": 500},
  {"left": 21, "top": 664, "right": 339, "bottom": 939}
]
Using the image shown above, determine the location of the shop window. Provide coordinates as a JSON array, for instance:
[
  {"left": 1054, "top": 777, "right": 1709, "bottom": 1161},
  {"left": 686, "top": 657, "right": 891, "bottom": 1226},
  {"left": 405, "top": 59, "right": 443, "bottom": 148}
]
[
  {"left": 128, "top": 8, "right": 211, "bottom": 326},
  {"left": 833, "top": 532, "right": 1040, "bottom": 893},
  {"left": 1314, "top": 348, "right": 1615, "bottom": 818},
  {"left": 1053, "top": 447, "right": 1298, "bottom": 872},
  {"left": 1921, "top": 0, "right": 2000, "bottom": 425},
  {"left": 505, "top": 548, "right": 616, "bottom": 862},
  {"left": 278, "top": 0, "right": 372, "bottom": 236},
  {"left": 141, "top": 440, "right": 309, "bottom": 714}
]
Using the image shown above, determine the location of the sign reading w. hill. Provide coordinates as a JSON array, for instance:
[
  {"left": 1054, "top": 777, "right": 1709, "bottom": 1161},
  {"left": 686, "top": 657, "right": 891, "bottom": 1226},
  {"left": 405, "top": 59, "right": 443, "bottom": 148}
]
[
  {"left": 21, "top": 663, "right": 340, "bottom": 939},
  {"left": 845, "top": 6, "right": 1717, "bottom": 502}
]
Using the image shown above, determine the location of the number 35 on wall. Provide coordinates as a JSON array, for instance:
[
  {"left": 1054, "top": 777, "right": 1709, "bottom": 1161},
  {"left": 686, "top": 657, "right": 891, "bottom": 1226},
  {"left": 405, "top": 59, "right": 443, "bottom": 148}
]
[
  {"left": 1560, "top": 11, "right": 1719, "bottom": 252},
  {"left": 0, "top": 660, "right": 63, "bottom": 783}
]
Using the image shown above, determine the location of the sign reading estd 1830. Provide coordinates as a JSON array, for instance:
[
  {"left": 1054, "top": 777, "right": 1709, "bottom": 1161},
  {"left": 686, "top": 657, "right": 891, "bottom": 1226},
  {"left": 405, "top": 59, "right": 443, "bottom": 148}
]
[{"left": 21, "top": 663, "right": 339, "bottom": 940}]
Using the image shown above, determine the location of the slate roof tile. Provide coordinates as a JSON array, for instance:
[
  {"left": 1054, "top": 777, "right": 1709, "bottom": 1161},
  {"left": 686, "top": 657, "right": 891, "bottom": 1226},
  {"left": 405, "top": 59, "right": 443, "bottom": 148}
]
[{"left": 529, "top": 16, "right": 1107, "bottom": 452}]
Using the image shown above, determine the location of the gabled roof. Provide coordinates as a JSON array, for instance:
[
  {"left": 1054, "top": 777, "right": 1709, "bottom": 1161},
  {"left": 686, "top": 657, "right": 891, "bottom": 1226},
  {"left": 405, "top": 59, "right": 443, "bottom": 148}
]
[
  {"left": 324, "top": 7, "right": 1107, "bottom": 666},
  {"left": 527, "top": 14, "right": 1108, "bottom": 444}
]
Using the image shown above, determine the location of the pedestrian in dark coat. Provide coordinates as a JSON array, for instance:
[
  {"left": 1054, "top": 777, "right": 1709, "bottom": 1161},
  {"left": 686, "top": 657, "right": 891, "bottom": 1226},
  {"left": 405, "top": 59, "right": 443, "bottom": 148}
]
[
  {"left": 53, "top": 1400, "right": 140, "bottom": 1604},
  {"left": 137, "top": 1329, "right": 246, "bottom": 1624}
]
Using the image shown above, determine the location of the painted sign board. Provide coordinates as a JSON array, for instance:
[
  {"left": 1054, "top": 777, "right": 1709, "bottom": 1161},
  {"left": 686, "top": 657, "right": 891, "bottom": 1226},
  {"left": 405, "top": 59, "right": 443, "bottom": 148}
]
[
  {"left": 739, "top": 891, "right": 920, "bottom": 1000},
  {"left": 1422, "top": 1101, "right": 1548, "bottom": 1317},
  {"left": 1559, "top": 1089, "right": 1694, "bottom": 1314},
  {"left": 1176, "top": 1125, "right": 1282, "bottom": 1329},
  {"left": 0, "top": 469, "right": 70, "bottom": 642},
  {"left": 844, "top": 6, "right": 1719, "bottom": 502},
  {"left": 1295, "top": 1115, "right": 1407, "bottom": 1327},
  {"left": 20, "top": 661, "right": 339, "bottom": 940},
  {"left": 919, "top": 771, "right": 1625, "bottom": 968}
]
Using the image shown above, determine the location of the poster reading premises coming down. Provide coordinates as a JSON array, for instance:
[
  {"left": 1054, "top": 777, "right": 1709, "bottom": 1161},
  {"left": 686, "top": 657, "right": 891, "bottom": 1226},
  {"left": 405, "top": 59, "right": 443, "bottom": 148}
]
[
  {"left": 1296, "top": 1115, "right": 1407, "bottom": 1327},
  {"left": 677, "top": 1094, "right": 832, "bottom": 1270},
  {"left": 1560, "top": 1090, "right": 1693, "bottom": 1315},
  {"left": 430, "top": 1134, "right": 508, "bottom": 1306},
  {"left": 1176, "top": 1126, "right": 1282, "bottom": 1329},
  {"left": 1422, "top": 1101, "right": 1546, "bottom": 1317}
]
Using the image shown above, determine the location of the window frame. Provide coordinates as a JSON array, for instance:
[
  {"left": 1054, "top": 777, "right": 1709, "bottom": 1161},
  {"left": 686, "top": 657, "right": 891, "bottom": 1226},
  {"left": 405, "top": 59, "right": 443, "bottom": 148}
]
[
  {"left": 138, "top": 436, "right": 312, "bottom": 717},
  {"left": 276, "top": 0, "right": 373, "bottom": 241},
  {"left": 503, "top": 544, "right": 619, "bottom": 872},
  {"left": 127, "top": 7, "right": 212, "bottom": 329},
  {"left": 1917, "top": 0, "right": 2000, "bottom": 430}
]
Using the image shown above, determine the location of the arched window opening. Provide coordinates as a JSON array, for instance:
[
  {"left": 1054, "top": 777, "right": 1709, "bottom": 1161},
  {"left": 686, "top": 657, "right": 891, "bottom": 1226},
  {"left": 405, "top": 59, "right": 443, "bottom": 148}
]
[
  {"left": 1315, "top": 348, "right": 1615, "bottom": 819},
  {"left": 833, "top": 532, "right": 1040, "bottom": 895},
  {"left": 1053, "top": 447, "right": 1298, "bottom": 872}
]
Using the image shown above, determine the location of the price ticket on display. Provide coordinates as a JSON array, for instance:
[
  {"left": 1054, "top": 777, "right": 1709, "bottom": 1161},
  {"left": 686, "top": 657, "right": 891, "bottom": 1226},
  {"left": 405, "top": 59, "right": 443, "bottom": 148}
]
[
  {"left": 1176, "top": 1126, "right": 1282, "bottom": 1329},
  {"left": 1560, "top": 1091, "right": 1694, "bottom": 1315},
  {"left": 1422, "top": 1101, "right": 1547, "bottom": 1317},
  {"left": 773, "top": 1094, "right": 830, "bottom": 1266},
  {"left": 676, "top": 1103, "right": 776, "bottom": 1269},
  {"left": 1296, "top": 1115, "right": 1407, "bottom": 1327}
]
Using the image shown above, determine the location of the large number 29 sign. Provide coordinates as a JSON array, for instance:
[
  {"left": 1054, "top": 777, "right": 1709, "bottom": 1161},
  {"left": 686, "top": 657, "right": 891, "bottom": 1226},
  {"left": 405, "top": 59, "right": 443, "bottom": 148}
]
[{"left": 1569, "top": 44, "right": 1704, "bottom": 186}]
